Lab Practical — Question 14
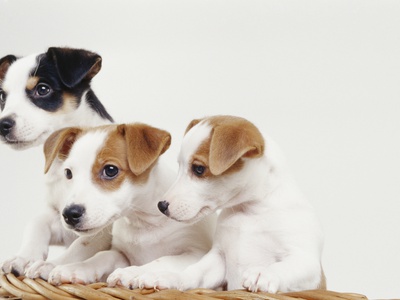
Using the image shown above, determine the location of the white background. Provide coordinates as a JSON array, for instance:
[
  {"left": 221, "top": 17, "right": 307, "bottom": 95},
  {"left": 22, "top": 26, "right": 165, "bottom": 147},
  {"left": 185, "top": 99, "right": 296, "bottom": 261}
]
[{"left": 0, "top": 0, "right": 399, "bottom": 298}]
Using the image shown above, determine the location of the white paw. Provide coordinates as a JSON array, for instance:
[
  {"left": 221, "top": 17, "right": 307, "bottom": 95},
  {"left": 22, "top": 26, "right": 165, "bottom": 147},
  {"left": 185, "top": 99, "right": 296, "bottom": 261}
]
[
  {"left": 137, "top": 271, "right": 182, "bottom": 290},
  {"left": 107, "top": 267, "right": 181, "bottom": 290},
  {"left": 107, "top": 267, "right": 141, "bottom": 289},
  {"left": 242, "top": 267, "right": 280, "bottom": 293},
  {"left": 1, "top": 256, "right": 31, "bottom": 277},
  {"left": 48, "top": 264, "right": 98, "bottom": 285},
  {"left": 25, "top": 260, "right": 55, "bottom": 280}
]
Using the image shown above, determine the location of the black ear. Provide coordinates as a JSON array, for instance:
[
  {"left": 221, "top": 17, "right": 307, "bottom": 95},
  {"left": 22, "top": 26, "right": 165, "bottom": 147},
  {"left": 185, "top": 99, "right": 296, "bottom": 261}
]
[
  {"left": 0, "top": 55, "right": 17, "bottom": 81},
  {"left": 47, "top": 47, "right": 102, "bottom": 88}
]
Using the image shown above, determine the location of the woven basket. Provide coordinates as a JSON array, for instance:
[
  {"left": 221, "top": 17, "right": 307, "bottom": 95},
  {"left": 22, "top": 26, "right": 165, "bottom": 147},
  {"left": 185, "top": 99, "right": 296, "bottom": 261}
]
[{"left": 0, "top": 273, "right": 368, "bottom": 300}]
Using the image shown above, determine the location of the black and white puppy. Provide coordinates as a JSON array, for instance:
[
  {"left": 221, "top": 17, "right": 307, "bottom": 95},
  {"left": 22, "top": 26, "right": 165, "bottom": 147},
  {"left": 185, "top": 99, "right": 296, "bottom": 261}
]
[{"left": 0, "top": 47, "right": 113, "bottom": 150}]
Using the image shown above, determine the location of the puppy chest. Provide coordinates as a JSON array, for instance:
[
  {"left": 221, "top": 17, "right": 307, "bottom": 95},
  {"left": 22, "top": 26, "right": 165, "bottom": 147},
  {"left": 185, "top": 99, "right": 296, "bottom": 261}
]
[
  {"left": 218, "top": 215, "right": 286, "bottom": 275},
  {"left": 112, "top": 221, "right": 185, "bottom": 266}
]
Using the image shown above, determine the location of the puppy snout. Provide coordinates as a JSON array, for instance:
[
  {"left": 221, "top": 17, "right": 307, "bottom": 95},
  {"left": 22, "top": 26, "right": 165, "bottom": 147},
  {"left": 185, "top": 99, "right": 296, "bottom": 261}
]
[
  {"left": 0, "top": 118, "right": 15, "bottom": 137},
  {"left": 62, "top": 204, "right": 85, "bottom": 227},
  {"left": 158, "top": 200, "right": 170, "bottom": 216}
]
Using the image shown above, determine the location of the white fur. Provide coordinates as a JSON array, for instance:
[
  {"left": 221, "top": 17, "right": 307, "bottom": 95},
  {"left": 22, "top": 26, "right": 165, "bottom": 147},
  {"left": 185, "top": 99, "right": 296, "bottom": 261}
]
[
  {"left": 148, "top": 118, "right": 325, "bottom": 293},
  {"left": 43, "top": 127, "right": 215, "bottom": 287},
  {"left": 0, "top": 54, "right": 112, "bottom": 278},
  {"left": 0, "top": 54, "right": 110, "bottom": 150},
  {"left": 2, "top": 131, "right": 113, "bottom": 279}
]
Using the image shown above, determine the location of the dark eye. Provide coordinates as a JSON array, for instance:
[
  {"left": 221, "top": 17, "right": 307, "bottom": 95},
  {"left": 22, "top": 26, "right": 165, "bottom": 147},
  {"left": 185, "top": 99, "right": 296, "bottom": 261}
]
[
  {"left": 192, "top": 164, "right": 206, "bottom": 177},
  {"left": 102, "top": 165, "right": 119, "bottom": 179},
  {"left": 0, "top": 89, "right": 6, "bottom": 107},
  {"left": 64, "top": 168, "right": 73, "bottom": 180},
  {"left": 36, "top": 83, "right": 51, "bottom": 96}
]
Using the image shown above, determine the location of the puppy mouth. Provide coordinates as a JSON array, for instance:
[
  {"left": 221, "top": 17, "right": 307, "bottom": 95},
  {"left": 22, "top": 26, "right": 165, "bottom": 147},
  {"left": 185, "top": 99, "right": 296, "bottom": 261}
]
[
  {"left": 65, "top": 214, "right": 119, "bottom": 236},
  {"left": 171, "top": 206, "right": 212, "bottom": 224},
  {"left": 1, "top": 130, "right": 51, "bottom": 150}
]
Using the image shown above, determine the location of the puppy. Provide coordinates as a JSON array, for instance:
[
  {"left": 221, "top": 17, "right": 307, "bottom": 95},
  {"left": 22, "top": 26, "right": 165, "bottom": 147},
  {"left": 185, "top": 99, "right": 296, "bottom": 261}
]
[
  {"left": 153, "top": 115, "right": 325, "bottom": 293},
  {"left": 38, "top": 123, "right": 215, "bottom": 286},
  {"left": 1, "top": 47, "right": 113, "bottom": 278},
  {"left": 0, "top": 47, "right": 113, "bottom": 150}
]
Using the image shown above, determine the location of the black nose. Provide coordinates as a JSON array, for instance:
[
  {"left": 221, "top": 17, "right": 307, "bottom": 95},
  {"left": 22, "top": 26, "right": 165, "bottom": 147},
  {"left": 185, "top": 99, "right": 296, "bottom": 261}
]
[
  {"left": 0, "top": 118, "right": 15, "bottom": 137},
  {"left": 158, "top": 200, "right": 170, "bottom": 216},
  {"left": 62, "top": 205, "right": 85, "bottom": 227}
]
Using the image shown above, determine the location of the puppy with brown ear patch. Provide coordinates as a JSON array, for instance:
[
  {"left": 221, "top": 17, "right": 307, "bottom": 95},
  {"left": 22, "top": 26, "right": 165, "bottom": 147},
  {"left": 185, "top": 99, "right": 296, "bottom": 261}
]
[
  {"left": 40, "top": 123, "right": 215, "bottom": 286},
  {"left": 151, "top": 115, "right": 325, "bottom": 293}
]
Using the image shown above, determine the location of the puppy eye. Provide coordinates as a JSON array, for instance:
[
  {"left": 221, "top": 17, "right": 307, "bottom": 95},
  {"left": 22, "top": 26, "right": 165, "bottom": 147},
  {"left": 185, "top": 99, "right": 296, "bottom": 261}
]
[
  {"left": 0, "top": 89, "right": 6, "bottom": 108},
  {"left": 192, "top": 164, "right": 206, "bottom": 177},
  {"left": 102, "top": 165, "right": 119, "bottom": 179},
  {"left": 36, "top": 83, "right": 51, "bottom": 96},
  {"left": 64, "top": 168, "right": 73, "bottom": 180}
]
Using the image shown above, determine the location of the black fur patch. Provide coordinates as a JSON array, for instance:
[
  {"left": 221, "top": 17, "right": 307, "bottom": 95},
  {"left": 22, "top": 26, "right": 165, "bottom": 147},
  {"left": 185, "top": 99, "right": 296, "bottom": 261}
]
[
  {"left": 86, "top": 90, "right": 114, "bottom": 122},
  {"left": 27, "top": 54, "right": 65, "bottom": 112},
  {"left": 22, "top": 48, "right": 113, "bottom": 121}
]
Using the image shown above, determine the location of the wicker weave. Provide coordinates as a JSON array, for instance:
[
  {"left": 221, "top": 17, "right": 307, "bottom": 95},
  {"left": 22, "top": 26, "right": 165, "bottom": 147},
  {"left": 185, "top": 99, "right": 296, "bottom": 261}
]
[{"left": 0, "top": 274, "right": 368, "bottom": 300}]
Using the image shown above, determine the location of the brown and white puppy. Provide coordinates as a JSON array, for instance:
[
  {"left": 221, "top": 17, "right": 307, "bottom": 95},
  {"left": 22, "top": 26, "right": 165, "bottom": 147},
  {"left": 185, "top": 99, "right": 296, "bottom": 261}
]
[
  {"left": 151, "top": 115, "right": 325, "bottom": 293},
  {"left": 38, "top": 123, "right": 215, "bottom": 286}
]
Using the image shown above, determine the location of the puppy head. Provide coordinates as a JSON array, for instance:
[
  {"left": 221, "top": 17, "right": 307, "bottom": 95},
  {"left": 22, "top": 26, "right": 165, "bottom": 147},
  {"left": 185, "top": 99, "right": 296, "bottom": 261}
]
[
  {"left": 160, "top": 115, "right": 264, "bottom": 223},
  {"left": 0, "top": 47, "right": 103, "bottom": 150},
  {"left": 44, "top": 123, "right": 171, "bottom": 236}
]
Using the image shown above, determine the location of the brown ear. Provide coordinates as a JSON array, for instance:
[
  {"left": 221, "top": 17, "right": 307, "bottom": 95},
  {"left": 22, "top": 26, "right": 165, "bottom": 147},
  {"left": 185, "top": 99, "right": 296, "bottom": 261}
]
[
  {"left": 209, "top": 123, "right": 264, "bottom": 176},
  {"left": 43, "top": 127, "right": 82, "bottom": 173},
  {"left": 184, "top": 118, "right": 203, "bottom": 135},
  {"left": 0, "top": 55, "right": 17, "bottom": 81},
  {"left": 119, "top": 124, "right": 171, "bottom": 176}
]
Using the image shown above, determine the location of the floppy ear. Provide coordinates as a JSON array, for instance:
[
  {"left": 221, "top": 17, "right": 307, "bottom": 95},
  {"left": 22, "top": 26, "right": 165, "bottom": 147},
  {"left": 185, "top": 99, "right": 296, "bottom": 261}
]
[
  {"left": 43, "top": 127, "right": 82, "bottom": 174},
  {"left": 47, "top": 47, "right": 102, "bottom": 88},
  {"left": 118, "top": 124, "right": 171, "bottom": 176},
  {"left": 0, "top": 55, "right": 17, "bottom": 81},
  {"left": 184, "top": 118, "right": 203, "bottom": 135},
  {"left": 209, "top": 123, "right": 264, "bottom": 176}
]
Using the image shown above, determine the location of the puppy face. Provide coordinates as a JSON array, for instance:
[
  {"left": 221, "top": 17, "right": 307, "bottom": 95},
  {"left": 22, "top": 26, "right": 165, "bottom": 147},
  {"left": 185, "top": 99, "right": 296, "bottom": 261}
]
[
  {"left": 44, "top": 123, "right": 171, "bottom": 236},
  {"left": 0, "top": 47, "right": 102, "bottom": 150},
  {"left": 161, "top": 116, "right": 264, "bottom": 223}
]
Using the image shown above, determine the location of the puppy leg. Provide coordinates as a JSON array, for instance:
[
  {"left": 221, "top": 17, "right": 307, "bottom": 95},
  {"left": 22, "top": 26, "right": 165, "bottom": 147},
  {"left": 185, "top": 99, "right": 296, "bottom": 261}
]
[
  {"left": 25, "top": 225, "right": 112, "bottom": 280},
  {"left": 108, "top": 248, "right": 225, "bottom": 291},
  {"left": 1, "top": 209, "right": 60, "bottom": 276},
  {"left": 242, "top": 252, "right": 322, "bottom": 293},
  {"left": 108, "top": 251, "right": 203, "bottom": 289},
  {"left": 48, "top": 250, "right": 129, "bottom": 285}
]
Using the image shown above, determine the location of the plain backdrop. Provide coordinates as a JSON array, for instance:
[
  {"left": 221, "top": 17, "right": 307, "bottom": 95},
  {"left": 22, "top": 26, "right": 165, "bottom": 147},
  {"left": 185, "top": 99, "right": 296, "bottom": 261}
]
[{"left": 0, "top": 0, "right": 399, "bottom": 298}]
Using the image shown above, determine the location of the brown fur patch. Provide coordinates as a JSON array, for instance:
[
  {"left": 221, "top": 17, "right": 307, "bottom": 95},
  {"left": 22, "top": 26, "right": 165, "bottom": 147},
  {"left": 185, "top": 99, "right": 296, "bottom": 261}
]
[
  {"left": 191, "top": 136, "right": 245, "bottom": 179},
  {"left": 0, "top": 56, "right": 15, "bottom": 82},
  {"left": 26, "top": 76, "right": 39, "bottom": 90},
  {"left": 188, "top": 115, "right": 264, "bottom": 177},
  {"left": 91, "top": 126, "right": 144, "bottom": 192},
  {"left": 43, "top": 127, "right": 83, "bottom": 173},
  {"left": 91, "top": 124, "right": 171, "bottom": 192},
  {"left": 58, "top": 92, "right": 79, "bottom": 114}
]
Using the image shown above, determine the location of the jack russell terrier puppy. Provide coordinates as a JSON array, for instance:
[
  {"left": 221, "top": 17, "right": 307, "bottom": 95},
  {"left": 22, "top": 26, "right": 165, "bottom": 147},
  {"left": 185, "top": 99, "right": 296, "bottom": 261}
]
[
  {"left": 152, "top": 115, "right": 325, "bottom": 293},
  {"left": 0, "top": 47, "right": 113, "bottom": 150},
  {"left": 1, "top": 47, "right": 113, "bottom": 278},
  {"left": 37, "top": 123, "right": 215, "bottom": 286}
]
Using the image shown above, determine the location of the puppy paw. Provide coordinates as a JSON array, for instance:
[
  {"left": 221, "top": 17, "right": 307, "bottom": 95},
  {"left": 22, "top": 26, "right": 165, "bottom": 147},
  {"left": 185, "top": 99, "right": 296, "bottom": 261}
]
[
  {"left": 25, "top": 260, "right": 55, "bottom": 280},
  {"left": 108, "top": 268, "right": 181, "bottom": 290},
  {"left": 137, "top": 271, "right": 182, "bottom": 290},
  {"left": 107, "top": 267, "right": 140, "bottom": 289},
  {"left": 48, "top": 264, "right": 98, "bottom": 285},
  {"left": 1, "top": 256, "right": 31, "bottom": 277},
  {"left": 242, "top": 267, "right": 280, "bottom": 293}
]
